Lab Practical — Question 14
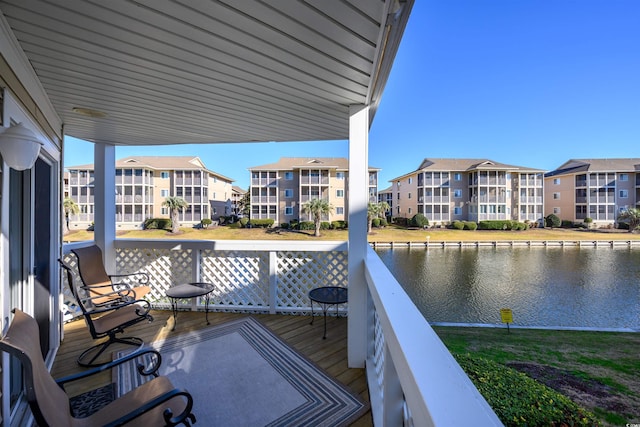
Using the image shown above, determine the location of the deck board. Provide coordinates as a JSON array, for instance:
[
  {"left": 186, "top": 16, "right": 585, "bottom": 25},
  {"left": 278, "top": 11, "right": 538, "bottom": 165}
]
[{"left": 52, "top": 310, "right": 372, "bottom": 425}]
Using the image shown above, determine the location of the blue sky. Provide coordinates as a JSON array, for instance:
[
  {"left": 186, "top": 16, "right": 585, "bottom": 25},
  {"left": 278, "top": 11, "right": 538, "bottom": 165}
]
[{"left": 64, "top": 1, "right": 640, "bottom": 190}]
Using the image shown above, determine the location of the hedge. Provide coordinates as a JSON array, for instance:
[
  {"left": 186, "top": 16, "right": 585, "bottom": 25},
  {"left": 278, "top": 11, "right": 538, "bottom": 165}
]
[
  {"left": 452, "top": 220, "right": 465, "bottom": 230},
  {"left": 410, "top": 213, "right": 429, "bottom": 228},
  {"left": 478, "top": 220, "right": 526, "bottom": 231},
  {"left": 246, "top": 218, "right": 274, "bottom": 228},
  {"left": 144, "top": 218, "right": 171, "bottom": 230},
  {"left": 464, "top": 221, "right": 478, "bottom": 230},
  {"left": 298, "top": 221, "right": 315, "bottom": 230},
  {"left": 330, "top": 220, "right": 348, "bottom": 229}
]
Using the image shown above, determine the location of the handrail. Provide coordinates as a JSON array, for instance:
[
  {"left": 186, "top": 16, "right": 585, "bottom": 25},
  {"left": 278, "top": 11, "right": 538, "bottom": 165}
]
[{"left": 364, "top": 246, "right": 501, "bottom": 426}]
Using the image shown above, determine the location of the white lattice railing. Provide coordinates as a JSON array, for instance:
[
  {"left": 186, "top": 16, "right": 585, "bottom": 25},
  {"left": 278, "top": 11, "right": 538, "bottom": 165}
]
[
  {"left": 61, "top": 240, "right": 348, "bottom": 320},
  {"left": 364, "top": 246, "right": 502, "bottom": 426}
]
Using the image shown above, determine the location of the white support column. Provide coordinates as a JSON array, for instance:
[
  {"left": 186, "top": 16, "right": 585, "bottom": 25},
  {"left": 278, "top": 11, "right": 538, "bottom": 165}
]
[
  {"left": 348, "top": 104, "right": 369, "bottom": 368},
  {"left": 268, "top": 251, "right": 277, "bottom": 314},
  {"left": 93, "top": 143, "right": 116, "bottom": 273}
]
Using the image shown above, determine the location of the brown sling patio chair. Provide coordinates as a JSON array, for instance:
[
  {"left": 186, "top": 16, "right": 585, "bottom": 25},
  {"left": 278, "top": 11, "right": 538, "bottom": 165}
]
[
  {"left": 59, "top": 259, "right": 154, "bottom": 367},
  {"left": 0, "top": 309, "right": 196, "bottom": 427},
  {"left": 71, "top": 245, "right": 151, "bottom": 307}
]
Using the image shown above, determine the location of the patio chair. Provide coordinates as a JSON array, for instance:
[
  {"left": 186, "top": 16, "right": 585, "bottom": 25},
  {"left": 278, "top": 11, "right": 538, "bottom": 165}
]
[
  {"left": 59, "top": 259, "right": 154, "bottom": 367},
  {"left": 0, "top": 309, "right": 196, "bottom": 427},
  {"left": 71, "top": 245, "right": 151, "bottom": 307}
]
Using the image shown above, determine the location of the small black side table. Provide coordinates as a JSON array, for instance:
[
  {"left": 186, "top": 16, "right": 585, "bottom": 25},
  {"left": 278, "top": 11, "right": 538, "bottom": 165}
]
[
  {"left": 166, "top": 282, "right": 215, "bottom": 331},
  {"left": 309, "top": 286, "right": 348, "bottom": 339}
]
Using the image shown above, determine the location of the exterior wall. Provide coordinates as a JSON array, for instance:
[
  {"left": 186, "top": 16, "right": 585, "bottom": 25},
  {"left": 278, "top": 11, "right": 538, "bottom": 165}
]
[
  {"left": 545, "top": 170, "right": 640, "bottom": 226},
  {"left": 393, "top": 166, "right": 544, "bottom": 225},
  {"left": 249, "top": 163, "right": 376, "bottom": 225},
  {"left": 66, "top": 164, "right": 233, "bottom": 229},
  {"left": 544, "top": 174, "right": 575, "bottom": 220}
]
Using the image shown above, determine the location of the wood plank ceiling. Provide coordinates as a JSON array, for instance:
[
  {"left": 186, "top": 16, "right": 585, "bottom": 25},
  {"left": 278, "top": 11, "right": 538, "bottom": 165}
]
[{"left": 0, "top": 0, "right": 412, "bottom": 146}]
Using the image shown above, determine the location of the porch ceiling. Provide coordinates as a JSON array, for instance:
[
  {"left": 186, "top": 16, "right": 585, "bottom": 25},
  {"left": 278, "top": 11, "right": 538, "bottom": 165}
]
[{"left": 0, "top": 0, "right": 412, "bottom": 146}]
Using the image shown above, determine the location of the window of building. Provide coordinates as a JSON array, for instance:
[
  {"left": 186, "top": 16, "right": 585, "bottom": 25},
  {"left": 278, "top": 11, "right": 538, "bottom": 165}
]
[
  {"left": 408, "top": 192, "right": 412, "bottom": 199},
  {"left": 620, "top": 173, "right": 628, "bottom": 181},
  {"left": 285, "top": 189, "right": 293, "bottom": 198},
  {"left": 161, "top": 189, "right": 169, "bottom": 197},
  {"left": 454, "top": 207, "right": 462, "bottom": 215},
  {"left": 285, "top": 207, "right": 293, "bottom": 215},
  {"left": 408, "top": 177, "right": 412, "bottom": 184},
  {"left": 408, "top": 207, "right": 412, "bottom": 214},
  {"left": 336, "top": 207, "right": 344, "bottom": 215},
  {"left": 161, "top": 207, "right": 169, "bottom": 215},
  {"left": 454, "top": 173, "right": 462, "bottom": 181},
  {"left": 553, "top": 207, "right": 560, "bottom": 214},
  {"left": 284, "top": 172, "right": 293, "bottom": 180},
  {"left": 161, "top": 171, "right": 170, "bottom": 179},
  {"left": 336, "top": 172, "right": 345, "bottom": 180},
  {"left": 336, "top": 189, "right": 344, "bottom": 197},
  {"left": 454, "top": 189, "right": 462, "bottom": 198},
  {"left": 553, "top": 192, "right": 560, "bottom": 199},
  {"left": 397, "top": 193, "right": 400, "bottom": 200},
  {"left": 553, "top": 178, "right": 560, "bottom": 185},
  {"left": 620, "top": 189, "right": 628, "bottom": 198}
]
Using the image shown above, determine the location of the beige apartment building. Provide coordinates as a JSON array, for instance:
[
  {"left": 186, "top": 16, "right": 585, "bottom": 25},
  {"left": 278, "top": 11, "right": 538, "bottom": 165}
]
[
  {"left": 390, "top": 158, "right": 545, "bottom": 225},
  {"left": 544, "top": 158, "right": 640, "bottom": 226},
  {"left": 231, "top": 185, "right": 248, "bottom": 217},
  {"left": 66, "top": 156, "right": 235, "bottom": 230},
  {"left": 249, "top": 157, "right": 379, "bottom": 224}
]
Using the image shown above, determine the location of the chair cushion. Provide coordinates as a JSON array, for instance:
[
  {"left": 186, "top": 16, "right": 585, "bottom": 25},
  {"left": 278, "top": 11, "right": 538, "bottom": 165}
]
[{"left": 91, "top": 304, "right": 146, "bottom": 335}]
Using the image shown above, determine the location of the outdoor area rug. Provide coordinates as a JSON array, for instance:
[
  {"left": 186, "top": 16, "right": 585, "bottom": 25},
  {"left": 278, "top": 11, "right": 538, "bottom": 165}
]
[{"left": 114, "top": 317, "right": 368, "bottom": 426}]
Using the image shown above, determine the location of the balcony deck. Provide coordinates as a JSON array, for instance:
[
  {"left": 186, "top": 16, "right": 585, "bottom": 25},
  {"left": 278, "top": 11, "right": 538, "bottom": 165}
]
[{"left": 52, "top": 310, "right": 372, "bottom": 426}]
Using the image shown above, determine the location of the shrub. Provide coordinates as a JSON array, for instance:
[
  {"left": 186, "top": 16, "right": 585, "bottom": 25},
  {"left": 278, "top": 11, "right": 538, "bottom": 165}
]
[
  {"left": 454, "top": 354, "right": 598, "bottom": 427},
  {"left": 452, "top": 220, "right": 465, "bottom": 230},
  {"left": 464, "top": 221, "right": 478, "bottom": 230},
  {"left": 410, "top": 213, "right": 429, "bottom": 228},
  {"left": 280, "top": 223, "right": 290, "bottom": 229},
  {"left": 561, "top": 220, "right": 574, "bottom": 228},
  {"left": 239, "top": 217, "right": 249, "bottom": 227},
  {"left": 298, "top": 221, "right": 315, "bottom": 230},
  {"left": 478, "top": 220, "right": 510, "bottom": 230},
  {"left": 320, "top": 221, "right": 331, "bottom": 230},
  {"left": 379, "top": 218, "right": 388, "bottom": 227},
  {"left": 545, "top": 214, "right": 561, "bottom": 228},
  {"left": 330, "top": 220, "right": 347, "bottom": 230},
  {"left": 144, "top": 218, "right": 171, "bottom": 230},
  {"left": 201, "top": 218, "right": 213, "bottom": 228},
  {"left": 372, "top": 218, "right": 381, "bottom": 228},
  {"left": 249, "top": 218, "right": 275, "bottom": 228},
  {"left": 394, "top": 217, "right": 409, "bottom": 227}
]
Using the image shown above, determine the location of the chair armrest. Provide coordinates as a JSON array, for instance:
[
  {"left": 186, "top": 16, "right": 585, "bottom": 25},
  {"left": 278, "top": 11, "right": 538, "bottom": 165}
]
[
  {"left": 103, "top": 388, "right": 195, "bottom": 427},
  {"left": 83, "top": 297, "right": 151, "bottom": 317},
  {"left": 56, "top": 348, "right": 162, "bottom": 387},
  {"left": 110, "top": 271, "right": 150, "bottom": 285}
]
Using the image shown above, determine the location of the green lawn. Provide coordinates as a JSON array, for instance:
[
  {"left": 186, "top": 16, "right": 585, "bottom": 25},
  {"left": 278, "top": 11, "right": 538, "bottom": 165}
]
[{"left": 435, "top": 326, "right": 640, "bottom": 426}]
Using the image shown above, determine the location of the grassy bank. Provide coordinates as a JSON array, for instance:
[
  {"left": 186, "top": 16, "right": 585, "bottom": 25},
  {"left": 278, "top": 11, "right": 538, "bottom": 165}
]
[
  {"left": 64, "top": 224, "right": 640, "bottom": 242},
  {"left": 434, "top": 326, "right": 640, "bottom": 425}
]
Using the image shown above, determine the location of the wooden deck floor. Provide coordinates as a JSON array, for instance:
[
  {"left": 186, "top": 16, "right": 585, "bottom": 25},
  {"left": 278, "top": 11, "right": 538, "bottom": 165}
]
[{"left": 52, "top": 310, "right": 372, "bottom": 426}]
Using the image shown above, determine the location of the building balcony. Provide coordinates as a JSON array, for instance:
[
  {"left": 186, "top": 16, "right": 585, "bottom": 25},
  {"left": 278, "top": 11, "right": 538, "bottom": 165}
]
[{"left": 60, "top": 239, "right": 499, "bottom": 426}]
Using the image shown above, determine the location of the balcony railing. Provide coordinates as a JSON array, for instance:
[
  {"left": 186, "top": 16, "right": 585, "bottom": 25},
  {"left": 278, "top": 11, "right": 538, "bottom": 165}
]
[{"left": 61, "top": 240, "right": 500, "bottom": 426}]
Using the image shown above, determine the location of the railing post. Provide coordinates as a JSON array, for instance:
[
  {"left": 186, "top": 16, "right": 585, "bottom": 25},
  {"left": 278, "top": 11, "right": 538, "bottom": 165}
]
[
  {"left": 192, "top": 249, "right": 201, "bottom": 311},
  {"left": 383, "top": 344, "right": 404, "bottom": 426},
  {"left": 269, "top": 250, "right": 277, "bottom": 314}
]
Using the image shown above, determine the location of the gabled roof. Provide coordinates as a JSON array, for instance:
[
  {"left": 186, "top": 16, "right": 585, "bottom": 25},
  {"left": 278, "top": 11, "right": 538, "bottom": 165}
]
[
  {"left": 66, "top": 156, "right": 235, "bottom": 182},
  {"left": 390, "top": 158, "right": 544, "bottom": 182},
  {"left": 249, "top": 157, "right": 379, "bottom": 172},
  {"left": 545, "top": 158, "right": 640, "bottom": 177}
]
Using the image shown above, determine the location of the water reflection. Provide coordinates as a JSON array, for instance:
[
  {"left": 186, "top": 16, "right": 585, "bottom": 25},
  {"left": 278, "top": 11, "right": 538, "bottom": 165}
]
[{"left": 375, "top": 247, "right": 640, "bottom": 329}]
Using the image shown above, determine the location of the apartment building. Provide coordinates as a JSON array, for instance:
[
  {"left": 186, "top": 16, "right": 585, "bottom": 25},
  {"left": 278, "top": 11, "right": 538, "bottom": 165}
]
[
  {"left": 378, "top": 186, "right": 394, "bottom": 218},
  {"left": 544, "top": 158, "right": 640, "bottom": 226},
  {"left": 248, "top": 157, "right": 379, "bottom": 224},
  {"left": 66, "top": 156, "right": 235, "bottom": 230},
  {"left": 231, "top": 185, "right": 248, "bottom": 217},
  {"left": 390, "top": 158, "right": 545, "bottom": 224}
]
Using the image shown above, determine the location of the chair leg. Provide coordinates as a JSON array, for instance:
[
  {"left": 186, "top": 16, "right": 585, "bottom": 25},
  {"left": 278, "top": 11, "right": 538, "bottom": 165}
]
[{"left": 78, "top": 335, "right": 144, "bottom": 367}]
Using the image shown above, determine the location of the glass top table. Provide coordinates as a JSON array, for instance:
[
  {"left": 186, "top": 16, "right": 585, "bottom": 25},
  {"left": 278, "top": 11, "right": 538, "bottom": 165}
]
[{"left": 308, "top": 286, "right": 348, "bottom": 339}]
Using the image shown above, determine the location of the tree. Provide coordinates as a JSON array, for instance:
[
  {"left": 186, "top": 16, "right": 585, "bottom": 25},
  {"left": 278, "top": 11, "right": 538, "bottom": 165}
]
[
  {"left": 162, "top": 196, "right": 188, "bottom": 234},
  {"left": 545, "top": 213, "right": 561, "bottom": 228},
  {"left": 301, "top": 198, "right": 333, "bottom": 237},
  {"left": 617, "top": 207, "right": 640, "bottom": 232},
  {"left": 367, "top": 201, "right": 390, "bottom": 233},
  {"left": 63, "top": 197, "right": 79, "bottom": 235},
  {"left": 238, "top": 190, "right": 250, "bottom": 218}
]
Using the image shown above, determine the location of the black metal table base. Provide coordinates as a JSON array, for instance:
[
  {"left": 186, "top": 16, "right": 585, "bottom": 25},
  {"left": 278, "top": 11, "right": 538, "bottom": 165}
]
[{"left": 309, "top": 287, "right": 348, "bottom": 339}]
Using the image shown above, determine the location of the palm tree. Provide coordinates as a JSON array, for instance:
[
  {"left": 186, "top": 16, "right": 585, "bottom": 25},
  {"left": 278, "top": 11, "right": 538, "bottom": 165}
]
[
  {"left": 162, "top": 196, "right": 189, "bottom": 234},
  {"left": 63, "top": 197, "right": 79, "bottom": 235},
  {"left": 617, "top": 207, "right": 640, "bottom": 232},
  {"left": 301, "top": 198, "right": 333, "bottom": 237},
  {"left": 367, "top": 201, "right": 390, "bottom": 233}
]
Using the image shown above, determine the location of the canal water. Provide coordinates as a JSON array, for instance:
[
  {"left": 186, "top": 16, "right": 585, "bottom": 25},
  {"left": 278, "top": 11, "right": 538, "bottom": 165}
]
[{"left": 374, "top": 246, "right": 640, "bottom": 329}]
